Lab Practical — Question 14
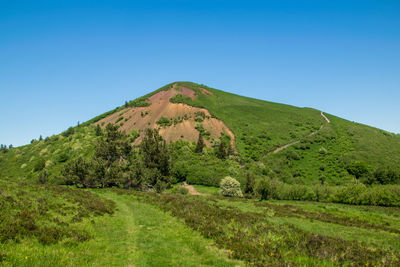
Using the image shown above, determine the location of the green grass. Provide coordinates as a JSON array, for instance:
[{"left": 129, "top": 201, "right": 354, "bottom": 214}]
[
  {"left": 0, "top": 186, "right": 242, "bottom": 266},
  {"left": 127, "top": 189, "right": 400, "bottom": 266}
]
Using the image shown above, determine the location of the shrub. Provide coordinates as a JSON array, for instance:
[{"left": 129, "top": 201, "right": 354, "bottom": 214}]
[
  {"left": 57, "top": 152, "right": 69, "bottom": 163},
  {"left": 255, "top": 178, "right": 281, "bottom": 200},
  {"left": 62, "top": 127, "right": 75, "bottom": 137},
  {"left": 170, "top": 94, "right": 191, "bottom": 103},
  {"left": 38, "top": 169, "right": 49, "bottom": 184},
  {"left": 33, "top": 158, "right": 46, "bottom": 172},
  {"left": 346, "top": 161, "right": 369, "bottom": 178},
  {"left": 178, "top": 186, "right": 189, "bottom": 195},
  {"left": 220, "top": 176, "right": 243, "bottom": 197},
  {"left": 156, "top": 117, "right": 172, "bottom": 127}
]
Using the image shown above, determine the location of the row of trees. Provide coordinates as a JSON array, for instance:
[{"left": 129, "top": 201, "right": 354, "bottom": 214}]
[
  {"left": 346, "top": 161, "right": 400, "bottom": 185},
  {"left": 0, "top": 144, "right": 12, "bottom": 153},
  {"left": 62, "top": 124, "right": 171, "bottom": 192}
]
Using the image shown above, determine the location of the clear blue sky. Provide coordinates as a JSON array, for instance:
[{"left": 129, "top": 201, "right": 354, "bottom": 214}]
[{"left": 1, "top": 0, "right": 399, "bottom": 146}]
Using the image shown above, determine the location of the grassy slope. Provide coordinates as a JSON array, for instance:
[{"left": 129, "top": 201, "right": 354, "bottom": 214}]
[
  {"left": 172, "top": 82, "right": 400, "bottom": 184},
  {"left": 0, "top": 126, "right": 98, "bottom": 182},
  {"left": 0, "top": 188, "right": 242, "bottom": 266}
]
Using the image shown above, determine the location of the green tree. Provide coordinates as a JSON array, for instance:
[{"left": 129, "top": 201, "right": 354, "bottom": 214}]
[
  {"left": 140, "top": 129, "right": 171, "bottom": 190},
  {"left": 94, "top": 123, "right": 132, "bottom": 187},
  {"left": 244, "top": 172, "right": 255, "bottom": 194},
  {"left": 62, "top": 156, "right": 90, "bottom": 187},
  {"left": 346, "top": 161, "right": 369, "bottom": 179},
  {"left": 95, "top": 125, "right": 102, "bottom": 136},
  {"left": 140, "top": 128, "right": 170, "bottom": 176},
  {"left": 216, "top": 141, "right": 227, "bottom": 159},
  {"left": 195, "top": 132, "right": 205, "bottom": 153}
]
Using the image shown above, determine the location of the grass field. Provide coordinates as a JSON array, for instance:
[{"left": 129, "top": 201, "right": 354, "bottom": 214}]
[
  {"left": 1, "top": 181, "right": 399, "bottom": 266},
  {"left": 0, "top": 184, "right": 242, "bottom": 266}
]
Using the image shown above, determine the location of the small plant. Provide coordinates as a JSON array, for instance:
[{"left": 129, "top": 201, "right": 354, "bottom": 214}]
[
  {"left": 170, "top": 94, "right": 191, "bottom": 103},
  {"left": 319, "top": 147, "right": 328, "bottom": 154},
  {"left": 156, "top": 117, "right": 172, "bottom": 127},
  {"left": 220, "top": 176, "right": 243, "bottom": 197},
  {"left": 116, "top": 116, "right": 123, "bottom": 123},
  {"left": 178, "top": 186, "right": 189, "bottom": 195}
]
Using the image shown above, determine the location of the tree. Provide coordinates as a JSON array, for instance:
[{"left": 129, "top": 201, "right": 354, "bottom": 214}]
[
  {"left": 140, "top": 128, "right": 171, "bottom": 190},
  {"left": 95, "top": 123, "right": 131, "bottom": 163},
  {"left": 140, "top": 128, "right": 170, "bottom": 176},
  {"left": 95, "top": 125, "right": 102, "bottom": 136},
  {"left": 346, "top": 161, "right": 369, "bottom": 179},
  {"left": 244, "top": 172, "right": 255, "bottom": 194},
  {"left": 195, "top": 132, "right": 205, "bottom": 153},
  {"left": 62, "top": 156, "right": 90, "bottom": 187},
  {"left": 94, "top": 123, "right": 132, "bottom": 187},
  {"left": 39, "top": 135, "right": 43, "bottom": 141},
  {"left": 216, "top": 141, "right": 227, "bottom": 159}
]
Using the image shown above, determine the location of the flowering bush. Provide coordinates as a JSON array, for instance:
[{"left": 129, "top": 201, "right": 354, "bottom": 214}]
[{"left": 220, "top": 176, "right": 243, "bottom": 197}]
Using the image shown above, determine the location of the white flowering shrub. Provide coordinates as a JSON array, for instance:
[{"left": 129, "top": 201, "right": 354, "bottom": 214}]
[{"left": 220, "top": 176, "right": 243, "bottom": 197}]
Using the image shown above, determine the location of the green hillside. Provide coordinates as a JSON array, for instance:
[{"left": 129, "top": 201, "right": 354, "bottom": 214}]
[{"left": 1, "top": 81, "right": 400, "bottom": 188}]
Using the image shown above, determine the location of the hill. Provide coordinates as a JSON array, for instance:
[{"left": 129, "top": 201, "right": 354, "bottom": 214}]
[
  {"left": 1, "top": 81, "right": 400, "bottom": 266},
  {"left": 1, "top": 81, "right": 400, "bottom": 189}
]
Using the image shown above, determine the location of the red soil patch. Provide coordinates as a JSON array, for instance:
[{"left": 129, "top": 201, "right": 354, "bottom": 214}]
[
  {"left": 199, "top": 87, "right": 213, "bottom": 96},
  {"left": 96, "top": 86, "right": 235, "bottom": 147}
]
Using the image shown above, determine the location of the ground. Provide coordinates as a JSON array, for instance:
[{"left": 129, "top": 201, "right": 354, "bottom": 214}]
[{"left": 1, "top": 185, "right": 399, "bottom": 266}]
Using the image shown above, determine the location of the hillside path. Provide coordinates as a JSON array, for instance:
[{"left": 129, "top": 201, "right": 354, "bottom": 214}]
[
  {"left": 268, "top": 111, "right": 330, "bottom": 155},
  {"left": 183, "top": 182, "right": 207, "bottom": 196}
]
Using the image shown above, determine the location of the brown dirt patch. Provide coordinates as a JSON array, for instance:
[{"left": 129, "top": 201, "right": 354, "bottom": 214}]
[
  {"left": 96, "top": 87, "right": 235, "bottom": 147},
  {"left": 182, "top": 182, "right": 207, "bottom": 196}
]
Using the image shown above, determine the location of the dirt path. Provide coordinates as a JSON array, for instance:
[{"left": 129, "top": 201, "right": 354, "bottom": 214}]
[
  {"left": 321, "top": 111, "right": 331, "bottom": 123},
  {"left": 268, "top": 111, "right": 330, "bottom": 155},
  {"left": 182, "top": 182, "right": 207, "bottom": 196}
]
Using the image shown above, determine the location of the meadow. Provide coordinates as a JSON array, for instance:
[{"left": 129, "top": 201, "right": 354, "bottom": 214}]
[{"left": 1, "top": 182, "right": 399, "bottom": 266}]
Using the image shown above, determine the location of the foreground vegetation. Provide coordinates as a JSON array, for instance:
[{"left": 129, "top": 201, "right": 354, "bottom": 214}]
[
  {"left": 0, "top": 184, "right": 242, "bottom": 266},
  {"left": 1, "top": 182, "right": 399, "bottom": 266},
  {"left": 120, "top": 188, "right": 400, "bottom": 266}
]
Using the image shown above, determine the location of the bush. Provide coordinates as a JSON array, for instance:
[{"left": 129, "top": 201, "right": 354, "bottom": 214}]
[
  {"left": 255, "top": 178, "right": 281, "bottom": 200},
  {"left": 33, "top": 158, "right": 46, "bottom": 172},
  {"left": 156, "top": 117, "right": 172, "bottom": 127},
  {"left": 220, "top": 176, "right": 243, "bottom": 197},
  {"left": 178, "top": 186, "right": 189, "bottom": 195}
]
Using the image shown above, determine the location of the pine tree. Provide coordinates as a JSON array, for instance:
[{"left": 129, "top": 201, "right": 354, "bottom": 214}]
[
  {"left": 244, "top": 172, "right": 255, "bottom": 194},
  {"left": 95, "top": 125, "right": 102, "bottom": 136},
  {"left": 216, "top": 141, "right": 227, "bottom": 159},
  {"left": 140, "top": 128, "right": 170, "bottom": 177},
  {"left": 195, "top": 132, "right": 205, "bottom": 153}
]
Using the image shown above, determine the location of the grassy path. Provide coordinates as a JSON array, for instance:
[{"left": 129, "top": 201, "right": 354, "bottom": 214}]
[{"left": 0, "top": 190, "right": 241, "bottom": 267}]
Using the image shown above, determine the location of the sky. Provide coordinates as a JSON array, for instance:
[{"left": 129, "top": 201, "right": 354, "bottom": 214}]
[{"left": 1, "top": 0, "right": 399, "bottom": 146}]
